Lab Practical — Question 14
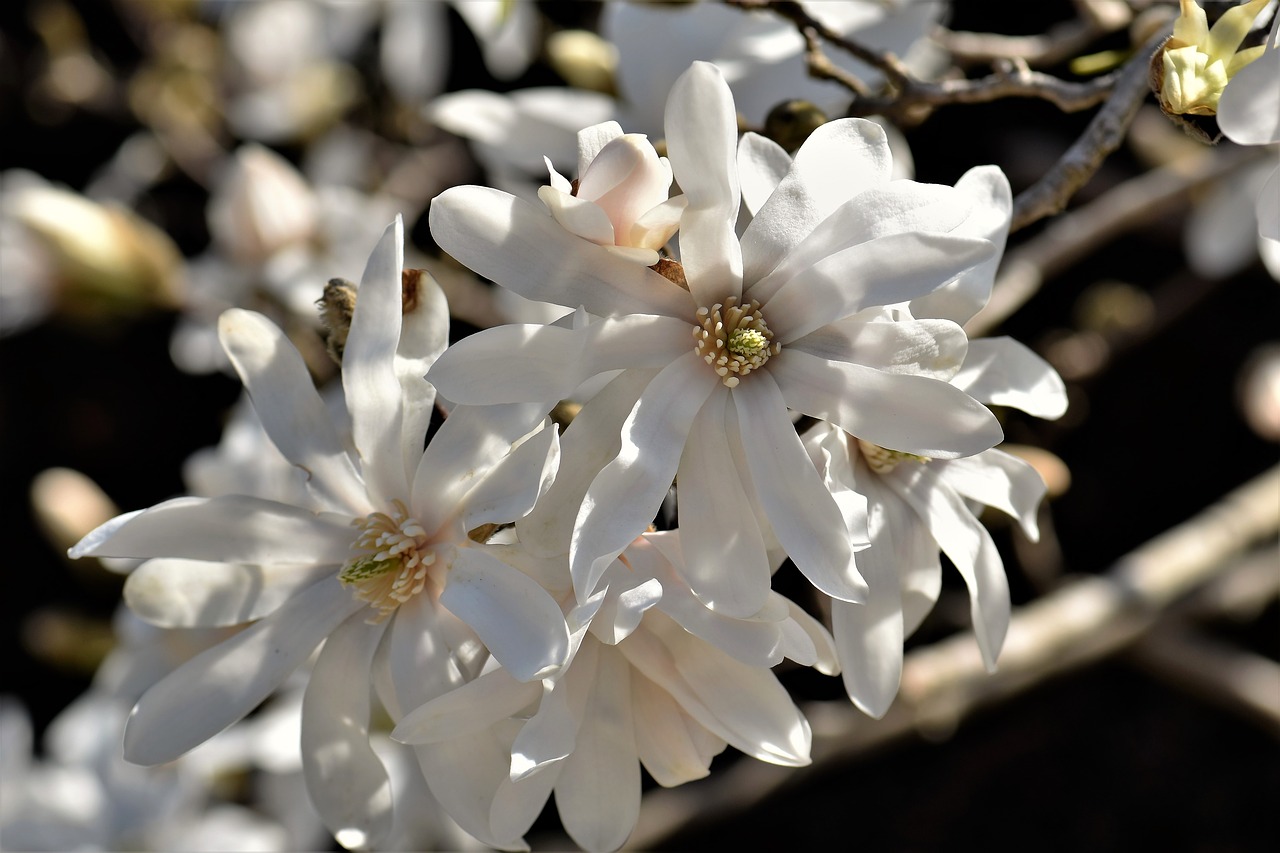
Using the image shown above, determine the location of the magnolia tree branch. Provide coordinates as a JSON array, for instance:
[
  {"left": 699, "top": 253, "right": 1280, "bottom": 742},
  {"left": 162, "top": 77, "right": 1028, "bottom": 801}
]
[
  {"left": 935, "top": 0, "right": 1134, "bottom": 68},
  {"left": 622, "top": 465, "right": 1280, "bottom": 850}
]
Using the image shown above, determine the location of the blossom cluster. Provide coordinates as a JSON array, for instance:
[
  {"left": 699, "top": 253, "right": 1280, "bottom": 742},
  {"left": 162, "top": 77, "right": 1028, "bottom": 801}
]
[{"left": 69, "top": 61, "right": 1069, "bottom": 852}]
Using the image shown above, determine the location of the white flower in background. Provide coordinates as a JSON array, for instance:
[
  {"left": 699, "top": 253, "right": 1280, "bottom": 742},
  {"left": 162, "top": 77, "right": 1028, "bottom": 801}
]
[
  {"left": 71, "top": 219, "right": 570, "bottom": 850},
  {"left": 1215, "top": 6, "right": 1280, "bottom": 277},
  {"left": 801, "top": 166, "right": 1069, "bottom": 717},
  {"left": 391, "top": 531, "right": 835, "bottom": 852},
  {"left": 428, "top": 62, "right": 1002, "bottom": 621}
]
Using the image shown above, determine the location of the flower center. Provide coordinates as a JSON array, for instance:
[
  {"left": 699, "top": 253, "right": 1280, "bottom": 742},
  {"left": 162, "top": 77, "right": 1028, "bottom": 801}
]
[
  {"left": 857, "top": 438, "right": 931, "bottom": 475},
  {"left": 340, "top": 499, "right": 435, "bottom": 623},
  {"left": 693, "top": 296, "right": 780, "bottom": 388}
]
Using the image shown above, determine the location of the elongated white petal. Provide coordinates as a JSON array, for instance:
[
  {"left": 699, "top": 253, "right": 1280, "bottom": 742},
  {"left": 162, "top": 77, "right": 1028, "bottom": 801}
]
[
  {"left": 952, "top": 337, "right": 1068, "bottom": 419},
  {"left": 665, "top": 62, "right": 744, "bottom": 306},
  {"left": 426, "top": 314, "right": 689, "bottom": 406},
  {"left": 391, "top": 667, "right": 539, "bottom": 745},
  {"left": 218, "top": 309, "right": 366, "bottom": 514},
  {"left": 490, "top": 757, "right": 561, "bottom": 846},
  {"left": 554, "top": 644, "right": 640, "bottom": 853},
  {"left": 741, "top": 118, "right": 892, "bottom": 284},
  {"left": 590, "top": 574, "right": 663, "bottom": 646},
  {"left": 675, "top": 388, "right": 772, "bottom": 617},
  {"left": 124, "top": 559, "right": 332, "bottom": 628},
  {"left": 937, "top": 448, "right": 1047, "bottom": 541},
  {"left": 384, "top": 596, "right": 468, "bottom": 720},
  {"left": 572, "top": 353, "right": 718, "bottom": 602},
  {"left": 510, "top": 680, "right": 577, "bottom": 781},
  {"left": 576, "top": 121, "right": 625, "bottom": 177},
  {"left": 395, "top": 267, "right": 449, "bottom": 483},
  {"left": 415, "top": 732, "right": 530, "bottom": 851},
  {"left": 896, "top": 467, "right": 1010, "bottom": 670},
  {"left": 343, "top": 218, "right": 410, "bottom": 506},
  {"left": 764, "top": 232, "right": 996, "bottom": 344},
  {"left": 780, "top": 596, "right": 839, "bottom": 674},
  {"left": 897, "top": 516, "right": 943, "bottom": 638},
  {"left": 1217, "top": 22, "right": 1280, "bottom": 145},
  {"left": 537, "top": 186, "right": 616, "bottom": 245},
  {"left": 302, "top": 614, "right": 392, "bottom": 851},
  {"left": 440, "top": 548, "right": 570, "bottom": 682},
  {"left": 733, "top": 374, "right": 863, "bottom": 602},
  {"left": 460, "top": 421, "right": 559, "bottom": 530},
  {"left": 124, "top": 578, "right": 361, "bottom": 765},
  {"left": 794, "top": 316, "right": 969, "bottom": 382},
  {"left": 71, "top": 495, "right": 355, "bottom": 563},
  {"left": 771, "top": 351, "right": 1003, "bottom": 458},
  {"left": 632, "top": 671, "right": 714, "bottom": 787},
  {"left": 429, "top": 186, "right": 692, "bottom": 318},
  {"left": 737, "top": 132, "right": 791, "bottom": 216}
]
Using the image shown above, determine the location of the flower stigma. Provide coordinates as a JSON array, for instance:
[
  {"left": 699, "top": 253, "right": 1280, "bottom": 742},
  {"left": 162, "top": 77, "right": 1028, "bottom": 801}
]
[
  {"left": 693, "top": 296, "right": 781, "bottom": 388},
  {"left": 340, "top": 499, "right": 435, "bottom": 623},
  {"left": 857, "top": 438, "right": 932, "bottom": 475}
]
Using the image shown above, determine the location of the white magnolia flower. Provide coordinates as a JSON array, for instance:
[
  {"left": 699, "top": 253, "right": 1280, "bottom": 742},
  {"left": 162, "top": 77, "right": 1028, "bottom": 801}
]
[
  {"left": 801, "top": 166, "right": 1069, "bottom": 717},
  {"left": 71, "top": 219, "right": 570, "bottom": 850},
  {"left": 391, "top": 531, "right": 834, "bottom": 852},
  {"left": 427, "top": 62, "right": 1003, "bottom": 621}
]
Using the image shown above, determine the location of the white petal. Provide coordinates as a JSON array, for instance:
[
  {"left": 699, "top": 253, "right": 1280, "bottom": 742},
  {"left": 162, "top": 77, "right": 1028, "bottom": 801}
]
[
  {"left": 537, "top": 186, "right": 616, "bottom": 245},
  {"left": 124, "top": 578, "right": 360, "bottom": 765},
  {"left": 554, "top": 644, "right": 640, "bottom": 853},
  {"left": 383, "top": 596, "right": 468, "bottom": 719},
  {"left": 510, "top": 680, "right": 577, "bottom": 781},
  {"left": 952, "top": 337, "right": 1068, "bottom": 419},
  {"left": 1218, "top": 33, "right": 1280, "bottom": 144},
  {"left": 301, "top": 614, "right": 392, "bottom": 850},
  {"left": 415, "top": 731, "right": 531, "bottom": 851},
  {"left": 733, "top": 374, "right": 863, "bottom": 602},
  {"left": 591, "top": 574, "right": 664, "bottom": 646},
  {"left": 124, "top": 559, "right": 332, "bottom": 628},
  {"left": 343, "top": 218, "right": 410, "bottom": 506},
  {"left": 391, "top": 667, "right": 539, "bottom": 744},
  {"left": 780, "top": 596, "right": 839, "bottom": 675},
  {"left": 764, "top": 232, "right": 997, "bottom": 344},
  {"left": 571, "top": 352, "right": 718, "bottom": 602},
  {"left": 664, "top": 62, "right": 744, "bottom": 306},
  {"left": 936, "top": 448, "right": 1047, "bottom": 541},
  {"left": 395, "top": 267, "right": 449, "bottom": 483},
  {"left": 460, "top": 420, "right": 559, "bottom": 530},
  {"left": 794, "top": 316, "right": 969, "bottom": 382},
  {"left": 490, "top": 758, "right": 561, "bottom": 846},
  {"left": 629, "top": 194, "right": 687, "bottom": 252},
  {"left": 771, "top": 351, "right": 1004, "bottom": 458},
  {"left": 429, "top": 186, "right": 693, "bottom": 318},
  {"left": 674, "top": 388, "right": 772, "bottom": 617},
  {"left": 742, "top": 118, "right": 892, "bottom": 285},
  {"left": 576, "top": 121, "right": 625, "bottom": 177},
  {"left": 632, "top": 671, "right": 714, "bottom": 787},
  {"left": 579, "top": 134, "right": 673, "bottom": 241},
  {"left": 737, "top": 132, "right": 791, "bottom": 216},
  {"left": 218, "top": 309, "right": 366, "bottom": 514},
  {"left": 70, "top": 495, "right": 355, "bottom": 563},
  {"left": 440, "top": 548, "right": 570, "bottom": 682}
]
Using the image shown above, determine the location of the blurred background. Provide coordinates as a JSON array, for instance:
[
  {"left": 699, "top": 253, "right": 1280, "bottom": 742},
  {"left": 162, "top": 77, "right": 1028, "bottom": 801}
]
[{"left": 1, "top": 1, "right": 1276, "bottom": 850}]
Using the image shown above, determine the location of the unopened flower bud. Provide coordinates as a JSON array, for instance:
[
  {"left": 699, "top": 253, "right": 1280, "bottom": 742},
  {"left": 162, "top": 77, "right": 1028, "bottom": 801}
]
[{"left": 764, "top": 100, "right": 828, "bottom": 153}]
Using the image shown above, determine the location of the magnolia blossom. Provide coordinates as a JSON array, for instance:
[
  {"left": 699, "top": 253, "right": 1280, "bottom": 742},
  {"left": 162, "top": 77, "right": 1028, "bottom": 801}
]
[
  {"left": 71, "top": 219, "right": 570, "bottom": 850},
  {"left": 391, "top": 531, "right": 835, "bottom": 852},
  {"left": 427, "top": 62, "right": 1003, "bottom": 622},
  {"left": 1155, "top": 0, "right": 1270, "bottom": 116}
]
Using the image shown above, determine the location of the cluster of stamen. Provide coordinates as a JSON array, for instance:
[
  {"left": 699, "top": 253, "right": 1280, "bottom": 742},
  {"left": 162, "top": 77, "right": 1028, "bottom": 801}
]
[
  {"left": 339, "top": 499, "right": 434, "bottom": 623},
  {"left": 856, "top": 438, "right": 932, "bottom": 475},
  {"left": 693, "top": 296, "right": 780, "bottom": 387}
]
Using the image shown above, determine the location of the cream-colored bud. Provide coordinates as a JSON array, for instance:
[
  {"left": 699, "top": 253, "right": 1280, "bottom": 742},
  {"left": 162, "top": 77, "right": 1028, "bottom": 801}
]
[{"left": 1153, "top": 0, "right": 1270, "bottom": 118}]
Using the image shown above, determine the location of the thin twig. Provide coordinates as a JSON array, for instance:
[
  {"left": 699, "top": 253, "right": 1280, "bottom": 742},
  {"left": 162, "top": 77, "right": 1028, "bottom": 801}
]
[
  {"left": 622, "top": 465, "right": 1280, "bottom": 849},
  {"left": 1009, "top": 24, "right": 1172, "bottom": 232}
]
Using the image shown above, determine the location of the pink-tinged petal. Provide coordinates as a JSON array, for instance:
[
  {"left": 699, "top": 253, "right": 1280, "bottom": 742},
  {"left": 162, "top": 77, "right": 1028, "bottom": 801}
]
[
  {"left": 910, "top": 165, "right": 1012, "bottom": 324},
  {"left": 571, "top": 352, "right": 718, "bottom": 602},
  {"left": 71, "top": 495, "right": 355, "bottom": 563},
  {"left": 124, "top": 559, "right": 332, "bottom": 628},
  {"left": 632, "top": 671, "right": 716, "bottom": 787},
  {"left": 554, "top": 644, "right": 640, "bottom": 853},
  {"left": 771, "top": 351, "right": 1004, "bottom": 458},
  {"left": 741, "top": 118, "right": 892, "bottom": 285},
  {"left": 748, "top": 180, "right": 973, "bottom": 306},
  {"left": 664, "top": 62, "right": 744, "bottom": 306},
  {"left": 733, "top": 374, "right": 863, "bottom": 602},
  {"left": 391, "top": 667, "right": 539, "bottom": 745},
  {"left": 460, "top": 421, "right": 559, "bottom": 531},
  {"left": 629, "top": 195, "right": 687, "bottom": 252},
  {"left": 411, "top": 402, "right": 547, "bottom": 534},
  {"left": 537, "top": 186, "right": 616, "bottom": 245},
  {"left": 737, "top": 132, "right": 791, "bottom": 216},
  {"left": 301, "top": 613, "right": 392, "bottom": 851},
  {"left": 603, "top": 244, "right": 661, "bottom": 265},
  {"left": 831, "top": 473, "right": 910, "bottom": 718},
  {"left": 764, "top": 232, "right": 996, "bottom": 344},
  {"left": 426, "top": 314, "right": 689, "bottom": 406},
  {"left": 936, "top": 448, "right": 1047, "bottom": 541},
  {"left": 579, "top": 134, "right": 673, "bottom": 240},
  {"left": 510, "top": 680, "right": 577, "bottom": 781},
  {"left": 518, "top": 369, "right": 655, "bottom": 559},
  {"left": 396, "top": 268, "right": 449, "bottom": 481},
  {"left": 343, "top": 218, "right": 410, "bottom": 506},
  {"left": 440, "top": 548, "right": 570, "bottom": 682},
  {"left": 896, "top": 467, "right": 1010, "bottom": 670},
  {"left": 429, "top": 186, "right": 692, "bottom": 318},
  {"left": 794, "top": 316, "right": 969, "bottom": 382},
  {"left": 576, "top": 121, "right": 625, "bottom": 177},
  {"left": 218, "top": 309, "right": 366, "bottom": 514},
  {"left": 675, "top": 387, "right": 772, "bottom": 617},
  {"left": 124, "top": 578, "right": 361, "bottom": 765},
  {"left": 952, "top": 337, "right": 1067, "bottom": 419}
]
